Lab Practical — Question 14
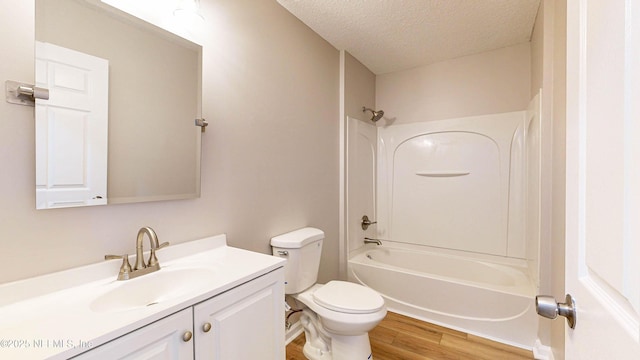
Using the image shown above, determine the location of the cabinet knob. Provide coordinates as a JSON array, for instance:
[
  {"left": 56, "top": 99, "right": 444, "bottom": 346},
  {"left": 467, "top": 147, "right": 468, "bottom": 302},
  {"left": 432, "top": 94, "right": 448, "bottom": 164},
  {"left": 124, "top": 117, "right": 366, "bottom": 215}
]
[
  {"left": 202, "top": 322, "right": 212, "bottom": 333},
  {"left": 182, "top": 331, "right": 193, "bottom": 342}
]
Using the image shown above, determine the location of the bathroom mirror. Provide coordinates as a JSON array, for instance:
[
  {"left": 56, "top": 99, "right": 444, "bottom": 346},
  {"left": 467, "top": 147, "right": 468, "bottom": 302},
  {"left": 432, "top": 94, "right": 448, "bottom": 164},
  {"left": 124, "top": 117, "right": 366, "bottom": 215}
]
[{"left": 34, "top": 0, "right": 202, "bottom": 209}]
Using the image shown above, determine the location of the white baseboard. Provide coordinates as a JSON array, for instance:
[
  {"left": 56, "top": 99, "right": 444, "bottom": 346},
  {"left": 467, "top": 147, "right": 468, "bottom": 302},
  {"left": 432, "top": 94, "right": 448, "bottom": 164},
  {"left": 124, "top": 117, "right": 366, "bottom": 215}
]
[
  {"left": 285, "top": 320, "right": 304, "bottom": 345},
  {"left": 533, "top": 339, "right": 554, "bottom": 360}
]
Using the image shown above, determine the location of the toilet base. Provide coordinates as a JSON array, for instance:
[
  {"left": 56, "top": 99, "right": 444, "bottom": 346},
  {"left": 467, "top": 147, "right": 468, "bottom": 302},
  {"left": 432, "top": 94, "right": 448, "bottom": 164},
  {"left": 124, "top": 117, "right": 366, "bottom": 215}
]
[
  {"left": 331, "top": 334, "right": 373, "bottom": 360},
  {"left": 302, "top": 342, "right": 332, "bottom": 360},
  {"left": 303, "top": 334, "right": 373, "bottom": 360},
  {"left": 300, "top": 310, "right": 375, "bottom": 360}
]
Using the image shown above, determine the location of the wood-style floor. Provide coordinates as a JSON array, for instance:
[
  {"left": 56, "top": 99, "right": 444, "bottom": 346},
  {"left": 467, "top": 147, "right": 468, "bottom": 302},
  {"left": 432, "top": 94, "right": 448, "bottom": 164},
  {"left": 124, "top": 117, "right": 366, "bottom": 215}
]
[{"left": 286, "top": 311, "right": 534, "bottom": 360}]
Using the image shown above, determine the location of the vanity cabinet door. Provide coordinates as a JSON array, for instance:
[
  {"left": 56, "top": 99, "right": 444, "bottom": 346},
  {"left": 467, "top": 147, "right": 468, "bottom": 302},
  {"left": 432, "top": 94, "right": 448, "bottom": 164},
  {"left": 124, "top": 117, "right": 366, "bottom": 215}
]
[
  {"left": 193, "top": 269, "right": 284, "bottom": 360},
  {"left": 73, "top": 308, "right": 194, "bottom": 360}
]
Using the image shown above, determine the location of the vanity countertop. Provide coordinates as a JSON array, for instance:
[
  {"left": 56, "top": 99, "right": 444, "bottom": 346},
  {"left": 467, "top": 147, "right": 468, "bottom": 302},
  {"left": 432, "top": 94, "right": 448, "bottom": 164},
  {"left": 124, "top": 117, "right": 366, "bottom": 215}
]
[{"left": 0, "top": 234, "right": 285, "bottom": 360}]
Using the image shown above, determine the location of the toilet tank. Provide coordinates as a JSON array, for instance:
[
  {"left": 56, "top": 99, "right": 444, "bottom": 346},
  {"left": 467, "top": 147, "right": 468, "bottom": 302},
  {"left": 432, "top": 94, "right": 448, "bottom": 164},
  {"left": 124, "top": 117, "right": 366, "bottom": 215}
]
[{"left": 270, "top": 227, "right": 324, "bottom": 294}]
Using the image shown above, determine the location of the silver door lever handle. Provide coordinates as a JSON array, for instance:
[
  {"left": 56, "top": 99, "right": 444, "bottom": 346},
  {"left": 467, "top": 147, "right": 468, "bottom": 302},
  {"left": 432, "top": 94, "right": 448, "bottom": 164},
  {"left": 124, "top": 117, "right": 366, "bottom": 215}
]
[{"left": 535, "top": 294, "right": 576, "bottom": 329}]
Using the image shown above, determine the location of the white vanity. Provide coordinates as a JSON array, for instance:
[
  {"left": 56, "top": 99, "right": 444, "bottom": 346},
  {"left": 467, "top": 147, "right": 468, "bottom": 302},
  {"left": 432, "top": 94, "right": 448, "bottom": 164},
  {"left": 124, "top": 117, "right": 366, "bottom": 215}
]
[{"left": 0, "top": 235, "right": 285, "bottom": 359}]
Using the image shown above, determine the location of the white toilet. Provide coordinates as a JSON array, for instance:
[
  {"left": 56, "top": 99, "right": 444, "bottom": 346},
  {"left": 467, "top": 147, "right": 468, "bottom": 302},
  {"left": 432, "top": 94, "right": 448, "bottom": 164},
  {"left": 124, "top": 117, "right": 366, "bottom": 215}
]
[{"left": 271, "top": 227, "right": 386, "bottom": 360}]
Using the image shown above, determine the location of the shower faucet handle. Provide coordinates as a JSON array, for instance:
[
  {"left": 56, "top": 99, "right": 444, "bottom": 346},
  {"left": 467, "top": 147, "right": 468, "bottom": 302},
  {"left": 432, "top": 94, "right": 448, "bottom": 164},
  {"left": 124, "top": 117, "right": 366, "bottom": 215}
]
[{"left": 361, "top": 215, "right": 377, "bottom": 230}]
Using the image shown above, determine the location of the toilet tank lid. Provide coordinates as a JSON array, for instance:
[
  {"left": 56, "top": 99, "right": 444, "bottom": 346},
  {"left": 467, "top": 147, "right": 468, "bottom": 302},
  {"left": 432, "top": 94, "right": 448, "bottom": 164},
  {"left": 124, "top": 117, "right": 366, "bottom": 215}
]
[{"left": 270, "top": 227, "right": 324, "bottom": 248}]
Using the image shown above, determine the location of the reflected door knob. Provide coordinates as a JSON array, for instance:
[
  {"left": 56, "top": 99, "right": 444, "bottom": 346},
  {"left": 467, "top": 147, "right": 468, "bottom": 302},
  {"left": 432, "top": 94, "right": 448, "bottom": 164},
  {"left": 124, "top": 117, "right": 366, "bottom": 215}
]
[{"left": 535, "top": 294, "right": 577, "bottom": 329}]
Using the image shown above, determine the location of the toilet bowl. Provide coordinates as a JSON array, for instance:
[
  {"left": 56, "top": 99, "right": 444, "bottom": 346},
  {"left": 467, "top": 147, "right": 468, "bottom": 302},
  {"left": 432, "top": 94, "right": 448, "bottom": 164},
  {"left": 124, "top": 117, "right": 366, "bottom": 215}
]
[
  {"left": 296, "top": 282, "right": 386, "bottom": 336},
  {"left": 271, "top": 227, "right": 386, "bottom": 360}
]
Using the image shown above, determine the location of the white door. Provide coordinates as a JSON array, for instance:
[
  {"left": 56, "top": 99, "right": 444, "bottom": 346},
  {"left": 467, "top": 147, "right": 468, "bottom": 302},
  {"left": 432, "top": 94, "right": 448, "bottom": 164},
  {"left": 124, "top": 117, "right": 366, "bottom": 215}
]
[
  {"left": 35, "top": 41, "right": 109, "bottom": 209},
  {"left": 565, "top": 0, "right": 640, "bottom": 358}
]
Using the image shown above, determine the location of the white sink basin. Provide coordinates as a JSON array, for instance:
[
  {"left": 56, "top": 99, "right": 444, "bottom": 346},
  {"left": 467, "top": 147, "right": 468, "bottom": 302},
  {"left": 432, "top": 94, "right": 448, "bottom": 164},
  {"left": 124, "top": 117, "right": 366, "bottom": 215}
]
[{"left": 91, "top": 267, "right": 214, "bottom": 313}]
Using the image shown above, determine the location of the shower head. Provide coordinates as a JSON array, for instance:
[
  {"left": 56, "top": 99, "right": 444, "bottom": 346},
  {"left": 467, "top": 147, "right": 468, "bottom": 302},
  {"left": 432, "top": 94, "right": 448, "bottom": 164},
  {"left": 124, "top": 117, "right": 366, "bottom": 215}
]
[{"left": 362, "top": 107, "right": 385, "bottom": 122}]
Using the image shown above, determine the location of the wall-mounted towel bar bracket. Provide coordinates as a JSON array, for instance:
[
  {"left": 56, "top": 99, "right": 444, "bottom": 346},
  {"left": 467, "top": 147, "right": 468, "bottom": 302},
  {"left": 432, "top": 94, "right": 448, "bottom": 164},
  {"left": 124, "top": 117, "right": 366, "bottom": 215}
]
[
  {"left": 195, "top": 118, "right": 208, "bottom": 132},
  {"left": 5, "top": 80, "right": 50, "bottom": 106}
]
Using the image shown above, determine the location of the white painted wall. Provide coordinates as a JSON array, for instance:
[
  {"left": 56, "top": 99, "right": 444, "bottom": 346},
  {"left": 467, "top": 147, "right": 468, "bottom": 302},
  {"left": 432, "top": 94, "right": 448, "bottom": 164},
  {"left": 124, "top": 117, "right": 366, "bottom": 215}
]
[
  {"left": 343, "top": 52, "right": 376, "bottom": 122},
  {"left": 0, "top": 0, "right": 340, "bottom": 285},
  {"left": 376, "top": 43, "right": 532, "bottom": 125}
]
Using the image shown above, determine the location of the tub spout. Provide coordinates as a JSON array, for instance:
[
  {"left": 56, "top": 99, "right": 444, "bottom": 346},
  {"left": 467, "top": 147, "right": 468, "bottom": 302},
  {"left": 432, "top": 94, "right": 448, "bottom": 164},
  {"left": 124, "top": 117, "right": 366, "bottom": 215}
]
[{"left": 364, "top": 237, "right": 382, "bottom": 246}]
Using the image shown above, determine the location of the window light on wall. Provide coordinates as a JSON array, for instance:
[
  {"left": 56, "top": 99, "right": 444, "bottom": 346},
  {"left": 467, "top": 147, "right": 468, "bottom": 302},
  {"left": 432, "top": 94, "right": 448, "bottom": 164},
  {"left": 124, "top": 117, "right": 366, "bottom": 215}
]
[{"left": 173, "top": 0, "right": 205, "bottom": 23}]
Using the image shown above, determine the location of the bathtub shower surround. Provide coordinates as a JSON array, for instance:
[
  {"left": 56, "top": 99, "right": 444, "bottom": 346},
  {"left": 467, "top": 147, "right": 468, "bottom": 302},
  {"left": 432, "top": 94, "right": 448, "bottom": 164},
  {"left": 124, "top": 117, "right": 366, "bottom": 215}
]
[
  {"left": 346, "top": 97, "right": 541, "bottom": 349},
  {"left": 376, "top": 111, "right": 528, "bottom": 258}
]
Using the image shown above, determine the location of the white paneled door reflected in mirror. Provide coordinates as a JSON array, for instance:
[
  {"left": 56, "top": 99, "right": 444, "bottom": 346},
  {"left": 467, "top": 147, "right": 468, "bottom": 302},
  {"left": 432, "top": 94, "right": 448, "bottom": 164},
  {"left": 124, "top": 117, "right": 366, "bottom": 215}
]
[{"left": 35, "top": 0, "right": 202, "bottom": 209}]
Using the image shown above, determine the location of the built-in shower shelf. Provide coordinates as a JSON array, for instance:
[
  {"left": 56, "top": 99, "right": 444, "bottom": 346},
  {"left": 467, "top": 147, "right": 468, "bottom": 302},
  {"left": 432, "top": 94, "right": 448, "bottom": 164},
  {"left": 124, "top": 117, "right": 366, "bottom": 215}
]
[{"left": 415, "top": 171, "right": 470, "bottom": 177}]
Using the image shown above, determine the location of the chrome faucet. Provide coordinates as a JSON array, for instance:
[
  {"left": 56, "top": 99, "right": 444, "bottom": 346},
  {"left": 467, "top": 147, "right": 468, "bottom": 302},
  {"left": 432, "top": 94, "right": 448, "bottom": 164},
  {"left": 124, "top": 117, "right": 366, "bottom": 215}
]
[
  {"left": 364, "top": 237, "right": 382, "bottom": 246},
  {"left": 105, "top": 226, "right": 169, "bottom": 280}
]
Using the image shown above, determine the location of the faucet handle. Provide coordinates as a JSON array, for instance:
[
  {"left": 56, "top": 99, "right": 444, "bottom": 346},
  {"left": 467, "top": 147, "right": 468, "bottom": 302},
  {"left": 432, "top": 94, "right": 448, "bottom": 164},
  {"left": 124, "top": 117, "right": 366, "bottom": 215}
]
[
  {"left": 105, "top": 254, "right": 132, "bottom": 280},
  {"left": 148, "top": 242, "right": 170, "bottom": 268},
  {"left": 361, "top": 215, "right": 377, "bottom": 230}
]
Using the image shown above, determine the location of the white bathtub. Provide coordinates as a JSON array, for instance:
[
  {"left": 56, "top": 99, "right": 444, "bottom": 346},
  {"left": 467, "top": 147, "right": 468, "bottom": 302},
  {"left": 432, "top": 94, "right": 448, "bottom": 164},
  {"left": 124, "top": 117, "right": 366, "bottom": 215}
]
[{"left": 348, "top": 247, "right": 537, "bottom": 349}]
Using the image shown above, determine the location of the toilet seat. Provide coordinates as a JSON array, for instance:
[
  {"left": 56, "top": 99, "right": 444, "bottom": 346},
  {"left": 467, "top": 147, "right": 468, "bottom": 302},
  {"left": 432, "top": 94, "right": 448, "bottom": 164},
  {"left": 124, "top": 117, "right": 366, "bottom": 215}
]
[
  {"left": 313, "top": 281, "right": 385, "bottom": 314},
  {"left": 294, "top": 283, "right": 387, "bottom": 337}
]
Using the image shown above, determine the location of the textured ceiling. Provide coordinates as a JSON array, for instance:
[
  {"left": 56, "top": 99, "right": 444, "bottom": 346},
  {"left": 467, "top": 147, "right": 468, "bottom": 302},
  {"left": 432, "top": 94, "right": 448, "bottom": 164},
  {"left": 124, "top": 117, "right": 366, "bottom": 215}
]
[{"left": 276, "top": 0, "right": 541, "bottom": 74}]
